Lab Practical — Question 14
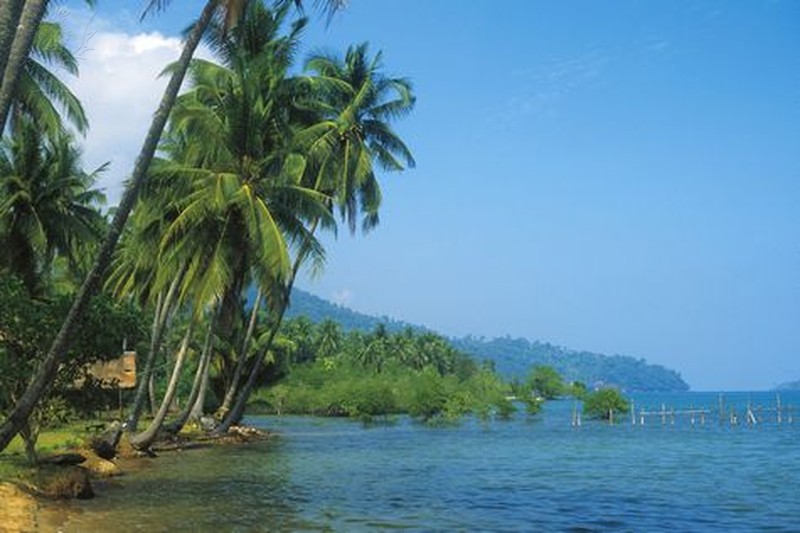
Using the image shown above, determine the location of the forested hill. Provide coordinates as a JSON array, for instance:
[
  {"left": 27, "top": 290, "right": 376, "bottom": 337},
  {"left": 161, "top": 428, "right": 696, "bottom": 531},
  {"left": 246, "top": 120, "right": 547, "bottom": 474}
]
[
  {"left": 450, "top": 337, "right": 688, "bottom": 392},
  {"left": 286, "top": 289, "right": 427, "bottom": 333},
  {"left": 286, "top": 289, "right": 690, "bottom": 392},
  {"left": 775, "top": 380, "right": 800, "bottom": 391}
]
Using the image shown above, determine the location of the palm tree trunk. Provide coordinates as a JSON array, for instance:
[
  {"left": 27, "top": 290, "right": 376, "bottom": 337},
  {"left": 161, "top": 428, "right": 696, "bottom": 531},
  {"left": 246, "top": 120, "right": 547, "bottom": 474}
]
[
  {"left": 0, "top": 0, "right": 26, "bottom": 98},
  {"left": 213, "top": 321, "right": 274, "bottom": 433},
  {"left": 188, "top": 350, "right": 212, "bottom": 421},
  {"left": 129, "top": 319, "right": 195, "bottom": 451},
  {"left": 165, "top": 305, "right": 219, "bottom": 434},
  {"left": 215, "top": 286, "right": 262, "bottom": 419},
  {"left": 214, "top": 220, "right": 320, "bottom": 434},
  {"left": 148, "top": 368, "right": 158, "bottom": 415},
  {"left": 126, "top": 274, "right": 181, "bottom": 432},
  {"left": 0, "top": 0, "right": 47, "bottom": 134},
  {"left": 0, "top": 0, "right": 217, "bottom": 453}
]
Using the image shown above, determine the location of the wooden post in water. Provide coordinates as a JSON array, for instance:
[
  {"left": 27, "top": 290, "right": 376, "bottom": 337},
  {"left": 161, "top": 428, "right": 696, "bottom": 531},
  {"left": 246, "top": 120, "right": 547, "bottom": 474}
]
[
  {"left": 631, "top": 400, "right": 636, "bottom": 426},
  {"left": 777, "top": 393, "right": 782, "bottom": 425},
  {"left": 571, "top": 400, "right": 582, "bottom": 428},
  {"left": 746, "top": 401, "right": 757, "bottom": 426}
]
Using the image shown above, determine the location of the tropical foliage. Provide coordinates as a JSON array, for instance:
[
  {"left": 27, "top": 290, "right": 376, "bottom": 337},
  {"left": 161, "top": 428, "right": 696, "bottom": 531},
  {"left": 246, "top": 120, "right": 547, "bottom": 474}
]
[
  {"left": 527, "top": 365, "right": 567, "bottom": 400},
  {"left": 0, "top": 0, "right": 422, "bottom": 454},
  {"left": 251, "top": 319, "right": 515, "bottom": 423},
  {"left": 0, "top": 276, "right": 146, "bottom": 461},
  {"left": 0, "top": 120, "right": 106, "bottom": 297},
  {"left": 582, "top": 388, "right": 630, "bottom": 421}
]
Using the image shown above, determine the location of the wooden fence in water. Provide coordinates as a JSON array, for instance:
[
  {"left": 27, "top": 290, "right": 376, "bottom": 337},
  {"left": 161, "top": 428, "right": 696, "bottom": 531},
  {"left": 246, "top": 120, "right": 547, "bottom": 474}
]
[{"left": 570, "top": 394, "right": 796, "bottom": 427}]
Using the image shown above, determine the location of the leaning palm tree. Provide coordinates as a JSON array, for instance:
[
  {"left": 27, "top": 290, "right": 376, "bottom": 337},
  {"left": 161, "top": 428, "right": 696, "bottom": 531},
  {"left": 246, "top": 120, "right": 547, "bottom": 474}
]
[
  {"left": 216, "top": 42, "right": 415, "bottom": 431},
  {"left": 0, "top": 0, "right": 222, "bottom": 452},
  {"left": 0, "top": 0, "right": 97, "bottom": 133},
  {"left": 0, "top": 0, "right": 49, "bottom": 134},
  {"left": 105, "top": 193, "right": 187, "bottom": 433},
  {"left": 0, "top": 0, "right": 346, "bottom": 452},
  {"left": 0, "top": 1, "right": 26, "bottom": 106},
  {"left": 129, "top": 1, "right": 333, "bottom": 446}
]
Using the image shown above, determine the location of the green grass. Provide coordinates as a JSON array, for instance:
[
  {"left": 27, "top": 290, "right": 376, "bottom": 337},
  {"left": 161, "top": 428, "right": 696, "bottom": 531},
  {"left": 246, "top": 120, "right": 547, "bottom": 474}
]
[
  {"left": 0, "top": 421, "right": 100, "bottom": 480},
  {"left": 0, "top": 454, "right": 33, "bottom": 480}
]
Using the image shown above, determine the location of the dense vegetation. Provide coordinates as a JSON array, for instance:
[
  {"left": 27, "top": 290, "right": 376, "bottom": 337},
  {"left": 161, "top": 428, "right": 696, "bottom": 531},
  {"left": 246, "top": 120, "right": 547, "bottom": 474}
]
[
  {"left": 251, "top": 318, "right": 521, "bottom": 422},
  {"left": 285, "top": 288, "right": 690, "bottom": 392}
]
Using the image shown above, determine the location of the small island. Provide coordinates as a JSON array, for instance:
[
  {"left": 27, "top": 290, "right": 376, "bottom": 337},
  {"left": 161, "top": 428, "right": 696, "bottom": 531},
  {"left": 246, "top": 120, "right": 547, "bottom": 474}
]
[{"left": 775, "top": 380, "right": 800, "bottom": 391}]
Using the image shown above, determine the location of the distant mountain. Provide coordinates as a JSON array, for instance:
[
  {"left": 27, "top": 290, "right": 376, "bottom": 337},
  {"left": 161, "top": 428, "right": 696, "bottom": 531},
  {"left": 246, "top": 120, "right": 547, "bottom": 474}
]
[
  {"left": 286, "top": 289, "right": 427, "bottom": 334},
  {"left": 451, "top": 336, "right": 688, "bottom": 392},
  {"left": 775, "top": 380, "right": 800, "bottom": 391},
  {"left": 286, "top": 288, "right": 690, "bottom": 392}
]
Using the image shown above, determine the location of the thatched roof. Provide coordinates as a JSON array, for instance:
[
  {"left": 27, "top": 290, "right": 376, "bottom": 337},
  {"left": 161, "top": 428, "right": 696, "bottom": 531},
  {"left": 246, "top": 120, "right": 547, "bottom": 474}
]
[{"left": 74, "top": 351, "right": 137, "bottom": 389}]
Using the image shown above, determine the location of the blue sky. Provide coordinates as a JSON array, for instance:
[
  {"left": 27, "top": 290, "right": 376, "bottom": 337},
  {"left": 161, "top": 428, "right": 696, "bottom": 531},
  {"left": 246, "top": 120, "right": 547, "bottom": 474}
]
[{"left": 60, "top": 0, "right": 799, "bottom": 390}]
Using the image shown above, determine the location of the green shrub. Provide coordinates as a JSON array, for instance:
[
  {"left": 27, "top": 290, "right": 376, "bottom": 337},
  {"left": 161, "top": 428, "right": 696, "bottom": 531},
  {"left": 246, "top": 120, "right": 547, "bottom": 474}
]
[
  {"left": 406, "top": 371, "right": 448, "bottom": 420},
  {"left": 582, "top": 388, "right": 630, "bottom": 420},
  {"left": 528, "top": 365, "right": 566, "bottom": 400},
  {"left": 442, "top": 389, "right": 473, "bottom": 420}
]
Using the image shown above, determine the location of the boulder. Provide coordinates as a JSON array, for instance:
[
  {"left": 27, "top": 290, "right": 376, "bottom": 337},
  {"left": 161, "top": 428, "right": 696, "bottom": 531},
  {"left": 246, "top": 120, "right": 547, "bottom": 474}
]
[
  {"left": 35, "top": 466, "right": 94, "bottom": 500},
  {"left": 199, "top": 416, "right": 218, "bottom": 432},
  {"left": 83, "top": 456, "right": 121, "bottom": 478}
]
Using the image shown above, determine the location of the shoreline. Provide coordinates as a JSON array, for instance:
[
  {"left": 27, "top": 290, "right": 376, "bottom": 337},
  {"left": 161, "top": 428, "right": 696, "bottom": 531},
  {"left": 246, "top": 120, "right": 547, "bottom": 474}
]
[{"left": 0, "top": 425, "right": 271, "bottom": 533}]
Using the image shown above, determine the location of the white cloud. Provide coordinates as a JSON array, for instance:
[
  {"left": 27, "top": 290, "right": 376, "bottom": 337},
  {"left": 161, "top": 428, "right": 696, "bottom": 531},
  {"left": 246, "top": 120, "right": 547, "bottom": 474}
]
[
  {"left": 331, "top": 289, "right": 354, "bottom": 306},
  {"left": 67, "top": 29, "right": 211, "bottom": 204},
  {"left": 510, "top": 48, "right": 610, "bottom": 118}
]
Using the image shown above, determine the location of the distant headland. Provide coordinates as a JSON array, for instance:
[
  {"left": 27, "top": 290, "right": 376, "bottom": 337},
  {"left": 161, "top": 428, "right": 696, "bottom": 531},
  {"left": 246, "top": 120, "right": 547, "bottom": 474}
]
[{"left": 286, "top": 289, "right": 690, "bottom": 392}]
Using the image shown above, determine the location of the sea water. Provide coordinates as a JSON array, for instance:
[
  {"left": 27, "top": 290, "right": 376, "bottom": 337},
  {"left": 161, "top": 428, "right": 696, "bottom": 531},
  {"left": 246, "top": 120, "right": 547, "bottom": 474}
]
[{"left": 49, "top": 392, "right": 800, "bottom": 531}]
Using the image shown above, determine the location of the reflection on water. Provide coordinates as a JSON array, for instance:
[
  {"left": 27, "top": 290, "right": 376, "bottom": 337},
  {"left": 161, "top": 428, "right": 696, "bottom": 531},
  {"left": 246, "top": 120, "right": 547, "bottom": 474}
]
[{"left": 53, "top": 392, "right": 800, "bottom": 532}]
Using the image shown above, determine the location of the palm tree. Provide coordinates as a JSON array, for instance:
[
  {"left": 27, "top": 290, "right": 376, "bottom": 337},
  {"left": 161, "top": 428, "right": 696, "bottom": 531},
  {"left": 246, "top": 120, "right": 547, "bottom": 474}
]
[
  {"left": 161, "top": 1, "right": 334, "bottom": 424},
  {"left": 8, "top": 19, "right": 88, "bottom": 136},
  {"left": 128, "top": 313, "right": 197, "bottom": 450},
  {"left": 0, "top": 0, "right": 49, "bottom": 134},
  {"left": 0, "top": 0, "right": 346, "bottom": 452},
  {"left": 0, "top": 0, "right": 219, "bottom": 452},
  {"left": 163, "top": 304, "right": 220, "bottom": 433},
  {"left": 0, "top": 119, "right": 106, "bottom": 296},
  {"left": 315, "top": 319, "right": 342, "bottom": 358},
  {"left": 105, "top": 186, "right": 190, "bottom": 432},
  {"left": 216, "top": 42, "right": 416, "bottom": 431},
  {"left": 301, "top": 42, "right": 415, "bottom": 231}
]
